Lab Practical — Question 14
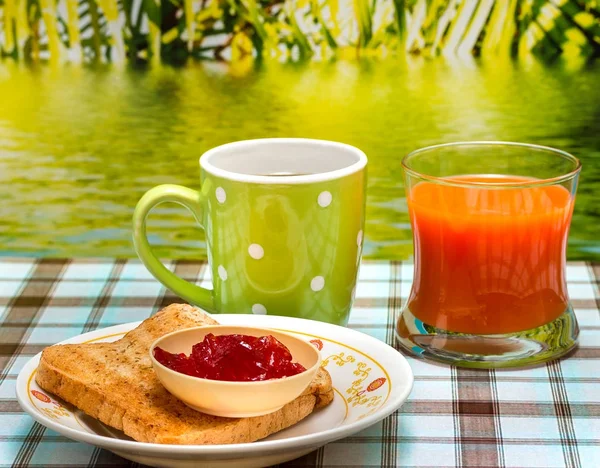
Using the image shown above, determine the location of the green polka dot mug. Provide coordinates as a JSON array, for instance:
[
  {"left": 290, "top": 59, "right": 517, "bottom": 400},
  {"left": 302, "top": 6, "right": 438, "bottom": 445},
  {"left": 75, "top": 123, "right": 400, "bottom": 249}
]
[{"left": 132, "top": 139, "right": 367, "bottom": 325}]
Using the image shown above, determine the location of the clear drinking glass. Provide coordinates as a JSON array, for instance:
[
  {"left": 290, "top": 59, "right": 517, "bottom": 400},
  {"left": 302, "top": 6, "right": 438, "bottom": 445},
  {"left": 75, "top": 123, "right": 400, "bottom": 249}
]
[{"left": 396, "top": 142, "right": 581, "bottom": 368}]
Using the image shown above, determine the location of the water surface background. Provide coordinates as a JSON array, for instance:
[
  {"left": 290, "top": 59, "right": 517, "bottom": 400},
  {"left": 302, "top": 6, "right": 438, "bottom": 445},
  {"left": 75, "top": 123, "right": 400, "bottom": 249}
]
[{"left": 1, "top": 58, "right": 599, "bottom": 259}]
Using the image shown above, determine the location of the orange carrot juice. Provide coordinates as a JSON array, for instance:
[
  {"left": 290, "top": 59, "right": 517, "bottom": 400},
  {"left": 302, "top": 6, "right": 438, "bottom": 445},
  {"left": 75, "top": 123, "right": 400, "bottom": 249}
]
[{"left": 407, "top": 175, "right": 575, "bottom": 334}]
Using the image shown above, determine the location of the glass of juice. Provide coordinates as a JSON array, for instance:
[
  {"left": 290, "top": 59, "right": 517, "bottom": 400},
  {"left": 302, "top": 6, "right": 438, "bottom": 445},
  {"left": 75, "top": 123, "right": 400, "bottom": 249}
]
[{"left": 396, "top": 142, "right": 581, "bottom": 368}]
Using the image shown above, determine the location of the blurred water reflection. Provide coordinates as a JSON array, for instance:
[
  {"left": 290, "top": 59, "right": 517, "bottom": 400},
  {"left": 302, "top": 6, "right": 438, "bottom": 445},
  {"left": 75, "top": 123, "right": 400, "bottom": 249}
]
[{"left": 0, "top": 58, "right": 598, "bottom": 259}]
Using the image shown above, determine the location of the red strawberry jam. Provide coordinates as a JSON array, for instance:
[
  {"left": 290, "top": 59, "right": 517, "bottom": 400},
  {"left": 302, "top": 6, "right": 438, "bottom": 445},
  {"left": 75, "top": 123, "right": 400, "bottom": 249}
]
[{"left": 153, "top": 334, "right": 307, "bottom": 381}]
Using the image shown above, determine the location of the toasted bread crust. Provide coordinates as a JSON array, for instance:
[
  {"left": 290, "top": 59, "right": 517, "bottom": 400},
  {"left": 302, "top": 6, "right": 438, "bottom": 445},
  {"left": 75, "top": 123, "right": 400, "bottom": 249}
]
[{"left": 35, "top": 304, "right": 333, "bottom": 444}]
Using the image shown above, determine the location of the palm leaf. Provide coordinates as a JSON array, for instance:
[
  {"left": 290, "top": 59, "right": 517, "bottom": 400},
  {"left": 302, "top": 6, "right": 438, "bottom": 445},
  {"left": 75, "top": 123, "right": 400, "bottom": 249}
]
[
  {"left": 97, "top": 0, "right": 125, "bottom": 61},
  {"left": 287, "top": 6, "right": 312, "bottom": 58},
  {"left": 405, "top": 0, "right": 426, "bottom": 51},
  {"left": 551, "top": 0, "right": 600, "bottom": 55},
  {"left": 421, "top": 0, "right": 452, "bottom": 49},
  {"left": 326, "top": 0, "right": 339, "bottom": 33},
  {"left": 1, "top": 0, "right": 599, "bottom": 62},
  {"left": 430, "top": 0, "right": 458, "bottom": 55},
  {"left": 65, "top": 0, "right": 82, "bottom": 60},
  {"left": 2, "top": 0, "right": 17, "bottom": 55},
  {"left": 15, "top": 0, "right": 29, "bottom": 55},
  {"left": 516, "top": 0, "right": 600, "bottom": 58},
  {"left": 310, "top": 0, "right": 337, "bottom": 49},
  {"left": 39, "top": 0, "right": 62, "bottom": 60},
  {"left": 353, "top": 0, "right": 372, "bottom": 47},
  {"left": 242, "top": 0, "right": 268, "bottom": 55},
  {"left": 456, "top": 0, "right": 494, "bottom": 56},
  {"left": 184, "top": 0, "right": 194, "bottom": 51},
  {"left": 23, "top": 0, "right": 41, "bottom": 60},
  {"left": 391, "top": 0, "right": 406, "bottom": 41},
  {"left": 441, "top": 0, "right": 478, "bottom": 56},
  {"left": 481, "top": 0, "right": 515, "bottom": 56},
  {"left": 143, "top": 0, "right": 161, "bottom": 63}
]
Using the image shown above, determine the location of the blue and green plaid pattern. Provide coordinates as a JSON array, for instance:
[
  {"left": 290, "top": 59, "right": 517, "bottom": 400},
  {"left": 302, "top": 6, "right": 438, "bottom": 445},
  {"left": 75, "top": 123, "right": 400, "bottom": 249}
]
[{"left": 1, "top": 258, "right": 599, "bottom": 467}]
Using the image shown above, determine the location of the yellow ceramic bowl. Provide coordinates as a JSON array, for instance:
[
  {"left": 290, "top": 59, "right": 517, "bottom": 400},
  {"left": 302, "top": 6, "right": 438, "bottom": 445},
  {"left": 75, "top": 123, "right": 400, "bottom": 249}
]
[{"left": 149, "top": 325, "right": 321, "bottom": 418}]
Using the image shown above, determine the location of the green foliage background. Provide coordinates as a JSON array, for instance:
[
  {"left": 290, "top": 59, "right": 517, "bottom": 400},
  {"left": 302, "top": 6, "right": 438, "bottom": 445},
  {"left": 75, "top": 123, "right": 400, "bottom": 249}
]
[{"left": 0, "top": 0, "right": 598, "bottom": 64}]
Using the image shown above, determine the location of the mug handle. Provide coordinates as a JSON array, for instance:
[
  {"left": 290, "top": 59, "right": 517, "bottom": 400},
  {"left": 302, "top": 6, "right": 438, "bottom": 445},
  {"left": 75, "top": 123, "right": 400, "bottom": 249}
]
[{"left": 132, "top": 184, "right": 215, "bottom": 312}]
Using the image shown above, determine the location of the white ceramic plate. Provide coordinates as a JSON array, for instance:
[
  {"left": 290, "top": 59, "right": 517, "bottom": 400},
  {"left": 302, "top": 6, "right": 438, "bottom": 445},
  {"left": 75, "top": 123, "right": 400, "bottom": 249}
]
[{"left": 16, "top": 314, "right": 413, "bottom": 468}]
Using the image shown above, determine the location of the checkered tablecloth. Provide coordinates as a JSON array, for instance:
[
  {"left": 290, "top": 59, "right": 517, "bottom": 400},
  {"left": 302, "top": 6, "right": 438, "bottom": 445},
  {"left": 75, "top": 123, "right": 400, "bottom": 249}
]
[{"left": 0, "top": 258, "right": 598, "bottom": 468}]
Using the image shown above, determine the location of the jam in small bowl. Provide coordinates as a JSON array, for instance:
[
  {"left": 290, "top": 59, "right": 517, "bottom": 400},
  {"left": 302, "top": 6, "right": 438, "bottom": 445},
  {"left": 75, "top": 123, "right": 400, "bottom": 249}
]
[{"left": 149, "top": 325, "right": 321, "bottom": 418}]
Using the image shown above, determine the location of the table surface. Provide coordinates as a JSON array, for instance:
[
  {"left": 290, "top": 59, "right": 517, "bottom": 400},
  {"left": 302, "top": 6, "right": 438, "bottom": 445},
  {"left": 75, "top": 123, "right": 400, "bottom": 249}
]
[{"left": 0, "top": 258, "right": 598, "bottom": 468}]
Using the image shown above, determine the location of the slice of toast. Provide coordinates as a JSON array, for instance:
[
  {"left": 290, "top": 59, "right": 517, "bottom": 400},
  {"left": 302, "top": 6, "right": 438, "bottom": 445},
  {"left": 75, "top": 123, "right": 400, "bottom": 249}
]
[{"left": 35, "top": 304, "right": 333, "bottom": 445}]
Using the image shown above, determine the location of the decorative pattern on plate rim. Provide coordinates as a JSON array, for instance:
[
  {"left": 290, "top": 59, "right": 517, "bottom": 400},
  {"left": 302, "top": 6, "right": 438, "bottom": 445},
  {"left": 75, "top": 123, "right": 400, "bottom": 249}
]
[
  {"left": 322, "top": 352, "right": 356, "bottom": 367},
  {"left": 27, "top": 379, "right": 72, "bottom": 421},
  {"left": 275, "top": 328, "right": 391, "bottom": 415},
  {"left": 309, "top": 339, "right": 323, "bottom": 350}
]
